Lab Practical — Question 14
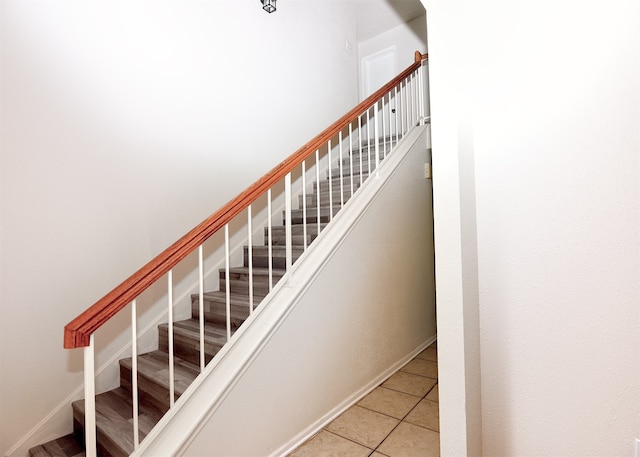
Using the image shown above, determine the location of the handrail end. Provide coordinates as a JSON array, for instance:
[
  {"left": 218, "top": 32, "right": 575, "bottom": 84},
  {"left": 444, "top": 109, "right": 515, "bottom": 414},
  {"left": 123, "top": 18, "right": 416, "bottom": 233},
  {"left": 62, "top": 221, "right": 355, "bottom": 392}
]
[
  {"left": 414, "top": 51, "right": 428, "bottom": 63},
  {"left": 64, "top": 326, "right": 90, "bottom": 349}
]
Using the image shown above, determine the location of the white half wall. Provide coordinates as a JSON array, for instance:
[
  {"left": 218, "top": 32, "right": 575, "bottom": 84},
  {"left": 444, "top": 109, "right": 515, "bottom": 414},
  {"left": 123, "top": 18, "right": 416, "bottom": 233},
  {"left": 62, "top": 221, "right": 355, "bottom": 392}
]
[
  {"left": 138, "top": 126, "right": 436, "bottom": 456},
  {"left": 0, "top": 2, "right": 359, "bottom": 455},
  {"left": 422, "top": 0, "right": 640, "bottom": 455}
]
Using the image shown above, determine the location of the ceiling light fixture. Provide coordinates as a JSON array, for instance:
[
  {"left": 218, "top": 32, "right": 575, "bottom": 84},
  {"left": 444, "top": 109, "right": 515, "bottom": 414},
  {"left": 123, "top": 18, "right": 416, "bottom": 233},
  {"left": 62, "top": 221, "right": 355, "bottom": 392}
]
[{"left": 261, "top": 0, "right": 276, "bottom": 13}]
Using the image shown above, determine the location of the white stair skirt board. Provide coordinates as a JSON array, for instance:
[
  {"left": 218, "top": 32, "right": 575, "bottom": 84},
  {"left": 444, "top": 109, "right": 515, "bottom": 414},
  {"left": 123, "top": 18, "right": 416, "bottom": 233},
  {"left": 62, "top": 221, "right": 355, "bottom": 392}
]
[{"left": 135, "top": 124, "right": 436, "bottom": 457}]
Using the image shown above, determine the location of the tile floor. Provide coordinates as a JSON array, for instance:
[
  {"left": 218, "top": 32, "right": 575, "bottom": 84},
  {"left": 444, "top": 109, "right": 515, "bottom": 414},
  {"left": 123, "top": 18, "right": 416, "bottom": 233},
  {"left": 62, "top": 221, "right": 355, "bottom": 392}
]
[{"left": 288, "top": 341, "right": 439, "bottom": 457}]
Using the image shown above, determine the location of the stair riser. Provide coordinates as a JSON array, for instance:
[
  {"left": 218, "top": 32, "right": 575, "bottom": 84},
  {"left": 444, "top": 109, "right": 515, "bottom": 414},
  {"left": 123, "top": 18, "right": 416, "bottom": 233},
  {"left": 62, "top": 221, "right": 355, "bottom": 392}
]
[
  {"left": 298, "top": 192, "right": 354, "bottom": 208},
  {"left": 288, "top": 207, "right": 341, "bottom": 225},
  {"left": 218, "top": 277, "right": 274, "bottom": 297},
  {"left": 120, "top": 365, "right": 173, "bottom": 414},
  {"left": 72, "top": 415, "right": 128, "bottom": 457},
  {"left": 327, "top": 162, "right": 378, "bottom": 179},
  {"left": 221, "top": 269, "right": 283, "bottom": 283},
  {"left": 265, "top": 233, "right": 316, "bottom": 246},
  {"left": 267, "top": 225, "right": 324, "bottom": 237},
  {"left": 190, "top": 298, "right": 252, "bottom": 326},
  {"left": 158, "top": 327, "right": 221, "bottom": 367},
  {"left": 244, "top": 249, "right": 303, "bottom": 269},
  {"left": 314, "top": 176, "right": 365, "bottom": 192}
]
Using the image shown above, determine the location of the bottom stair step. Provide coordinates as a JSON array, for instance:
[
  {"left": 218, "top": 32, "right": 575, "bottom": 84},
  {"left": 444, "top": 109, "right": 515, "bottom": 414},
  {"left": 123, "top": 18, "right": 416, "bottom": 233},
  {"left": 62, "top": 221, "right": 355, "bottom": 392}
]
[
  {"left": 29, "top": 434, "right": 85, "bottom": 457},
  {"left": 72, "top": 387, "right": 163, "bottom": 457}
]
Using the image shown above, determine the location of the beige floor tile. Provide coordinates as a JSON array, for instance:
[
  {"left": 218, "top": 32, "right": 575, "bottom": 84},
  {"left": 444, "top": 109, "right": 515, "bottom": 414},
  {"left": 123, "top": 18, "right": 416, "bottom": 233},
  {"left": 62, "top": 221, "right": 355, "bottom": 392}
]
[
  {"left": 400, "top": 359, "right": 438, "bottom": 379},
  {"left": 405, "top": 399, "right": 439, "bottom": 431},
  {"left": 377, "top": 422, "right": 440, "bottom": 457},
  {"left": 357, "top": 387, "right": 421, "bottom": 419},
  {"left": 426, "top": 384, "right": 438, "bottom": 402},
  {"left": 382, "top": 371, "right": 437, "bottom": 397},
  {"left": 415, "top": 345, "right": 438, "bottom": 362},
  {"left": 371, "top": 453, "right": 390, "bottom": 457},
  {"left": 325, "top": 405, "right": 399, "bottom": 449},
  {"left": 288, "top": 430, "right": 371, "bottom": 457}
]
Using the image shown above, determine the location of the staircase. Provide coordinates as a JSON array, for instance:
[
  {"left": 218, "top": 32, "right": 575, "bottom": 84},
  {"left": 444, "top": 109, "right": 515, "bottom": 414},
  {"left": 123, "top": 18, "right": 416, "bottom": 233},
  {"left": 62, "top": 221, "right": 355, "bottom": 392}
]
[{"left": 28, "top": 138, "right": 396, "bottom": 457}]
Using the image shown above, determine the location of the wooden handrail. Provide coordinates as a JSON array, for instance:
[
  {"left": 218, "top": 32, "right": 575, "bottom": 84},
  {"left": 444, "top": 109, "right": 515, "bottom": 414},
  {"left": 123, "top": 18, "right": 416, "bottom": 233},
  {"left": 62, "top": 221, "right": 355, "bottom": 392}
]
[{"left": 64, "top": 53, "right": 428, "bottom": 349}]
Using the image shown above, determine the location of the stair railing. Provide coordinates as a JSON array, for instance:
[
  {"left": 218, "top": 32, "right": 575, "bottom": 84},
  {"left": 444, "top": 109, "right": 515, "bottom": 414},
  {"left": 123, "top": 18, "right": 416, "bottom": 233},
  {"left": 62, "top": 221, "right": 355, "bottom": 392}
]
[{"left": 64, "top": 51, "right": 428, "bottom": 456}]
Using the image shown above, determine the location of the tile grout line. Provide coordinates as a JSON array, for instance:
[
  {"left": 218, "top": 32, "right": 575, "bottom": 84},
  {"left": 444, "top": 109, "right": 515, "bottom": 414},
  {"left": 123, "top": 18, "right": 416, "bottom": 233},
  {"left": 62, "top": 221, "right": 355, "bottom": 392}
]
[{"left": 368, "top": 354, "right": 439, "bottom": 455}]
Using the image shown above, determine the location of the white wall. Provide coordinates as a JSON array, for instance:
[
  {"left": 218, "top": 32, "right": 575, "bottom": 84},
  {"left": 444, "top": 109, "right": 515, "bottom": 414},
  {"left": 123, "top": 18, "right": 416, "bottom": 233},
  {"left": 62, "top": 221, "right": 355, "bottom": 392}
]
[
  {"left": 0, "top": 2, "right": 359, "bottom": 454},
  {"left": 422, "top": 0, "right": 640, "bottom": 455}
]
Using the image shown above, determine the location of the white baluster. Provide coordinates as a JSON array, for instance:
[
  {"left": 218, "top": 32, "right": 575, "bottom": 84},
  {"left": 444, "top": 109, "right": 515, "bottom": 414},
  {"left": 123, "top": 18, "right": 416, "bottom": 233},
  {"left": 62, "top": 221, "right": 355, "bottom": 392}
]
[
  {"left": 225, "top": 224, "right": 231, "bottom": 341},
  {"left": 419, "top": 63, "right": 426, "bottom": 121},
  {"left": 349, "top": 124, "right": 354, "bottom": 198},
  {"left": 410, "top": 73, "right": 415, "bottom": 125},
  {"left": 358, "top": 116, "right": 363, "bottom": 185},
  {"left": 247, "top": 206, "right": 254, "bottom": 313},
  {"left": 328, "top": 139, "right": 333, "bottom": 223},
  {"left": 375, "top": 101, "right": 380, "bottom": 176},
  {"left": 315, "top": 150, "right": 320, "bottom": 236},
  {"left": 285, "top": 173, "right": 292, "bottom": 274},
  {"left": 84, "top": 335, "right": 97, "bottom": 457},
  {"left": 394, "top": 85, "right": 399, "bottom": 145},
  {"left": 366, "top": 109, "right": 371, "bottom": 175},
  {"left": 131, "top": 299, "right": 139, "bottom": 449},
  {"left": 167, "top": 271, "right": 175, "bottom": 408},
  {"left": 302, "top": 160, "right": 307, "bottom": 250},
  {"left": 405, "top": 78, "right": 410, "bottom": 133},
  {"left": 400, "top": 81, "right": 405, "bottom": 135},
  {"left": 339, "top": 131, "right": 344, "bottom": 207},
  {"left": 267, "top": 189, "right": 273, "bottom": 291},
  {"left": 418, "top": 63, "right": 425, "bottom": 122},
  {"left": 198, "top": 245, "right": 205, "bottom": 371},
  {"left": 382, "top": 94, "right": 387, "bottom": 160}
]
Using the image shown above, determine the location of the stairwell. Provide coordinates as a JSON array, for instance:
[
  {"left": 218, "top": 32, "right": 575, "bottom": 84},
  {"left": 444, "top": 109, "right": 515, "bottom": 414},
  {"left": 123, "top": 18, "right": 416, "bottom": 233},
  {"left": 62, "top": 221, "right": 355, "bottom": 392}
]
[{"left": 28, "top": 138, "right": 394, "bottom": 457}]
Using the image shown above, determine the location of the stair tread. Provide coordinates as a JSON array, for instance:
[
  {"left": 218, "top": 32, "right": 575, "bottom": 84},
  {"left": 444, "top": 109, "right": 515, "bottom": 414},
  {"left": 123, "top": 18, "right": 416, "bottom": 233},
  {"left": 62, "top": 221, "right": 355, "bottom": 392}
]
[
  {"left": 222, "top": 266, "right": 286, "bottom": 277},
  {"left": 248, "top": 245, "right": 305, "bottom": 254},
  {"left": 73, "top": 387, "right": 162, "bottom": 456},
  {"left": 119, "top": 350, "right": 199, "bottom": 397},
  {"left": 268, "top": 224, "right": 327, "bottom": 233},
  {"left": 192, "top": 290, "right": 267, "bottom": 307},
  {"left": 159, "top": 319, "right": 232, "bottom": 344},
  {"left": 29, "top": 435, "right": 84, "bottom": 457}
]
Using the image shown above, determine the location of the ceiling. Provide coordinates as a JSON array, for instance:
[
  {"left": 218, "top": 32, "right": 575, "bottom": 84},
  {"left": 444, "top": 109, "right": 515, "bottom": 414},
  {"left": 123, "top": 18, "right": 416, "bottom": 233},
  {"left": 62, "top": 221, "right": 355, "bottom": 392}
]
[{"left": 354, "top": 0, "right": 425, "bottom": 42}]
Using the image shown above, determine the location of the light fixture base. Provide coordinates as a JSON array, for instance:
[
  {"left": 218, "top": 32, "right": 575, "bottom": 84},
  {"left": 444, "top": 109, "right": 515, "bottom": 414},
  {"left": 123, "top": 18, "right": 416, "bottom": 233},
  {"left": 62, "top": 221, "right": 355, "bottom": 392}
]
[{"left": 261, "top": 0, "right": 276, "bottom": 13}]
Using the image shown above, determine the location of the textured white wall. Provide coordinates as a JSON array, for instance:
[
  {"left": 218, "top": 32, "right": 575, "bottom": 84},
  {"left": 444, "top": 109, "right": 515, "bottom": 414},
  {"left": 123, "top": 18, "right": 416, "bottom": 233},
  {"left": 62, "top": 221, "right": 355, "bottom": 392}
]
[
  {"left": 423, "top": 0, "right": 640, "bottom": 455},
  {"left": 0, "top": 2, "right": 358, "bottom": 455}
]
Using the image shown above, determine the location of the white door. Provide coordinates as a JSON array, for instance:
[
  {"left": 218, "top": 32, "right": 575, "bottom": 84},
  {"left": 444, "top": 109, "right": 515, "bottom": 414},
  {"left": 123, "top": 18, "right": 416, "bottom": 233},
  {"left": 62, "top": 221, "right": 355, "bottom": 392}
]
[{"left": 361, "top": 47, "right": 398, "bottom": 141}]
